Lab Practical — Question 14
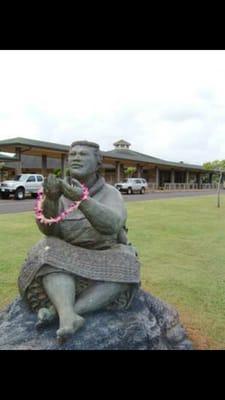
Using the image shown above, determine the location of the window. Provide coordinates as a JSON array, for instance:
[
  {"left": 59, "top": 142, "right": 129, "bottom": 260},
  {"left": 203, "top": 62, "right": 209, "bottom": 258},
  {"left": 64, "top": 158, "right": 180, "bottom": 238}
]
[
  {"left": 27, "top": 176, "right": 36, "bottom": 182},
  {"left": 14, "top": 175, "right": 26, "bottom": 181},
  {"left": 135, "top": 180, "right": 142, "bottom": 184},
  {"left": 37, "top": 176, "right": 43, "bottom": 182}
]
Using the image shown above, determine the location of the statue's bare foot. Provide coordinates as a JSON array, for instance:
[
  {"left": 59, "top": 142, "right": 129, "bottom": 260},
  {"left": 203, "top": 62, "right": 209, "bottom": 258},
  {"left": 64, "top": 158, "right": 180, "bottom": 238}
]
[
  {"left": 56, "top": 314, "right": 85, "bottom": 344},
  {"left": 36, "top": 306, "right": 57, "bottom": 330}
]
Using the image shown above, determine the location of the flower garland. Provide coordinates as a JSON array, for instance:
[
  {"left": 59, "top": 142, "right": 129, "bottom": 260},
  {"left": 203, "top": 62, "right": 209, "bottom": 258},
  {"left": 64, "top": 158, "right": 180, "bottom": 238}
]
[{"left": 34, "top": 184, "right": 89, "bottom": 225}]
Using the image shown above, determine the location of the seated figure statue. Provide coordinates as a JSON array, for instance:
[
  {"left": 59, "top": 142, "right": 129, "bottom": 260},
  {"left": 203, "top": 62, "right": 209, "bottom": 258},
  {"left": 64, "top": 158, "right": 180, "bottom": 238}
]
[{"left": 18, "top": 140, "right": 141, "bottom": 343}]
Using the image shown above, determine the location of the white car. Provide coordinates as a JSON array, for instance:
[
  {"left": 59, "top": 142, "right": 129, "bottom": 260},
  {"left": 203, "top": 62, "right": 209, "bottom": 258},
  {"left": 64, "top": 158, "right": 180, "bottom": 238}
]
[
  {"left": 0, "top": 174, "right": 44, "bottom": 200},
  {"left": 115, "top": 178, "right": 148, "bottom": 194}
]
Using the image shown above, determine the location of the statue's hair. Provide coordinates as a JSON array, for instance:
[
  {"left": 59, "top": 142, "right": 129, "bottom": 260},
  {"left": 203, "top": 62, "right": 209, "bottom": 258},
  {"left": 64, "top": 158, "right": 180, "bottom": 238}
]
[
  {"left": 69, "top": 140, "right": 102, "bottom": 169},
  {"left": 70, "top": 140, "right": 99, "bottom": 150}
]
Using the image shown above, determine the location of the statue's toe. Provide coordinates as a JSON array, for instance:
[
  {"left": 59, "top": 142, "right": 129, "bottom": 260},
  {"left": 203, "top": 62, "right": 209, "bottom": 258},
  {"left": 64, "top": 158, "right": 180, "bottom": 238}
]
[{"left": 56, "top": 315, "right": 85, "bottom": 344}]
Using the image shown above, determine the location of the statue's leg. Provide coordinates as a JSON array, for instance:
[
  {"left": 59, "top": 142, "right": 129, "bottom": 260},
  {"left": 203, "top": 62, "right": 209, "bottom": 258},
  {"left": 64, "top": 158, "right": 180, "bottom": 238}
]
[
  {"left": 74, "top": 281, "right": 129, "bottom": 315},
  {"left": 42, "top": 272, "right": 84, "bottom": 342}
]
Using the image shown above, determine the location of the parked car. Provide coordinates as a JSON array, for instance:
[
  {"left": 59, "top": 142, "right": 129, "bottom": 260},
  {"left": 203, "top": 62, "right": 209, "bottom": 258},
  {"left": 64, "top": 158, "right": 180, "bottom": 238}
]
[
  {"left": 0, "top": 174, "right": 44, "bottom": 200},
  {"left": 114, "top": 178, "right": 148, "bottom": 194}
]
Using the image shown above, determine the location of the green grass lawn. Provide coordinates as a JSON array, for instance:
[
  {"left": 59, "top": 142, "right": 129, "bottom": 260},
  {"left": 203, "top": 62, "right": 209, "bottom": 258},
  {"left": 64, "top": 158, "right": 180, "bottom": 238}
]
[{"left": 0, "top": 195, "right": 225, "bottom": 349}]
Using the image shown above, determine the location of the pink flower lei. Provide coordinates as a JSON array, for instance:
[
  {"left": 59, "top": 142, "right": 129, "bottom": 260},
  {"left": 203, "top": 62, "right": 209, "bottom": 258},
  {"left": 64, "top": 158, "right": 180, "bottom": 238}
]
[{"left": 34, "top": 184, "right": 89, "bottom": 225}]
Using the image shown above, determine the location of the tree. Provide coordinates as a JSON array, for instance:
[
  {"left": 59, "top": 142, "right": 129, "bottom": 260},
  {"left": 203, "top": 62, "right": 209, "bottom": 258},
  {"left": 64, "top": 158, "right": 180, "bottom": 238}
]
[
  {"left": 53, "top": 168, "right": 70, "bottom": 178},
  {"left": 124, "top": 167, "right": 136, "bottom": 178},
  {"left": 203, "top": 160, "right": 225, "bottom": 170},
  {"left": 202, "top": 160, "right": 225, "bottom": 206},
  {"left": 203, "top": 160, "right": 225, "bottom": 182},
  {"left": 217, "top": 169, "right": 223, "bottom": 208},
  {"left": 53, "top": 168, "right": 62, "bottom": 178},
  {"left": 0, "top": 162, "right": 5, "bottom": 182}
]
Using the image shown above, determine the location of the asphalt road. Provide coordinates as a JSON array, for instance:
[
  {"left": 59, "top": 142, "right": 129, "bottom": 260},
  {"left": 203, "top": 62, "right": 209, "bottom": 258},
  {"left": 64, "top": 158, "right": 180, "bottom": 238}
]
[{"left": 0, "top": 190, "right": 222, "bottom": 214}]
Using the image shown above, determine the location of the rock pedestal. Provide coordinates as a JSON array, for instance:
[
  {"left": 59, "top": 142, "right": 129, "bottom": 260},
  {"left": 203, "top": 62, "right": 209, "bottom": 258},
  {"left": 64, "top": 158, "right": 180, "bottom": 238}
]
[{"left": 0, "top": 289, "right": 192, "bottom": 350}]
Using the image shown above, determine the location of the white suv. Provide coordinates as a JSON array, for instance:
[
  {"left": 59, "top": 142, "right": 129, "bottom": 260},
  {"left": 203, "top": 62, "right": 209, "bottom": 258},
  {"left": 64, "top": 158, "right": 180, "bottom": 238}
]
[
  {"left": 0, "top": 174, "right": 44, "bottom": 200},
  {"left": 115, "top": 178, "right": 148, "bottom": 194}
]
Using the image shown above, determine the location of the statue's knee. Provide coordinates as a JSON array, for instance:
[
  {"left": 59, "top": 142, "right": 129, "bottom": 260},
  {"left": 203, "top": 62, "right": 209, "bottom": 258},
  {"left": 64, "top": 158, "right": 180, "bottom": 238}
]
[{"left": 106, "top": 281, "right": 129, "bottom": 294}]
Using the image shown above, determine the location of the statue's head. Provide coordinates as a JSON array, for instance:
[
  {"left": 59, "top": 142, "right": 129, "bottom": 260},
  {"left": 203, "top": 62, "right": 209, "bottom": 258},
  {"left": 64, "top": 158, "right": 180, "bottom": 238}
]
[{"left": 68, "top": 140, "right": 102, "bottom": 179}]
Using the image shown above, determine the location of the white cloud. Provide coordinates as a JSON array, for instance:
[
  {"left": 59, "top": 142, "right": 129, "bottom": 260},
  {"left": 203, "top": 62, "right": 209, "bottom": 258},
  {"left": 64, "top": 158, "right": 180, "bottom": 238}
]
[{"left": 1, "top": 50, "right": 225, "bottom": 164}]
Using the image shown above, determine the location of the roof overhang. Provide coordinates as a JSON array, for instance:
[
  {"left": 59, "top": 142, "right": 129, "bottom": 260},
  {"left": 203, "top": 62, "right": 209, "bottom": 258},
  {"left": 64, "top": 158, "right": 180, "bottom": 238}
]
[
  {"left": 0, "top": 138, "right": 69, "bottom": 159},
  {"left": 0, "top": 137, "right": 218, "bottom": 173}
]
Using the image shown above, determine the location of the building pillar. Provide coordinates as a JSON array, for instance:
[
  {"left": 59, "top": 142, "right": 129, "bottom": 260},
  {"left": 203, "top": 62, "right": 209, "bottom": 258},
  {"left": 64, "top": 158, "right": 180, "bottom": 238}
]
[
  {"left": 15, "top": 147, "right": 22, "bottom": 175},
  {"left": 170, "top": 169, "right": 175, "bottom": 183},
  {"left": 185, "top": 170, "right": 189, "bottom": 184},
  {"left": 137, "top": 164, "right": 143, "bottom": 178},
  {"left": 61, "top": 154, "right": 66, "bottom": 178},
  {"left": 115, "top": 161, "right": 121, "bottom": 182},
  {"left": 120, "top": 164, "right": 124, "bottom": 180},
  {"left": 41, "top": 155, "right": 47, "bottom": 177},
  {"left": 155, "top": 167, "right": 159, "bottom": 189},
  {"left": 196, "top": 173, "right": 201, "bottom": 189}
]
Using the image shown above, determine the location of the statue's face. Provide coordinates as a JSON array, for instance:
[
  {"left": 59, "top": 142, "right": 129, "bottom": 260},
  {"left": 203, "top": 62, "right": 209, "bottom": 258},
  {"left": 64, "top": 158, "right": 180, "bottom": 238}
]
[{"left": 68, "top": 145, "right": 98, "bottom": 178}]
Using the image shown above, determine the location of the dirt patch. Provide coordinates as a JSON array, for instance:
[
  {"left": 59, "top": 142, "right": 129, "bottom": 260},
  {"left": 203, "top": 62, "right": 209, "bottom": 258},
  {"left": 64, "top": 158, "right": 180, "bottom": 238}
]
[
  {"left": 179, "top": 310, "right": 219, "bottom": 350},
  {"left": 184, "top": 325, "right": 210, "bottom": 350}
]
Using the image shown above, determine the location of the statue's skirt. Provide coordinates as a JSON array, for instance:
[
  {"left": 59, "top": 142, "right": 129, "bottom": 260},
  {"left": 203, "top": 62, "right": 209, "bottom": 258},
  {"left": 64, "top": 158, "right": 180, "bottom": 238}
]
[{"left": 18, "top": 237, "right": 141, "bottom": 312}]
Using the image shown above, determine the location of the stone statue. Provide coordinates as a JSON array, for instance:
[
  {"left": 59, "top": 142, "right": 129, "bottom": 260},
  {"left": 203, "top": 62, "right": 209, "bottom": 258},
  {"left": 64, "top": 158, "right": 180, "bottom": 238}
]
[
  {"left": 18, "top": 141, "right": 140, "bottom": 343},
  {"left": 0, "top": 139, "right": 192, "bottom": 350}
]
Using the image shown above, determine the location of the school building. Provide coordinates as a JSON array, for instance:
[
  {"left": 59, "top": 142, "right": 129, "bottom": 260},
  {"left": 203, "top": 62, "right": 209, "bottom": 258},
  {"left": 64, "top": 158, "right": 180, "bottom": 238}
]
[{"left": 0, "top": 137, "right": 217, "bottom": 190}]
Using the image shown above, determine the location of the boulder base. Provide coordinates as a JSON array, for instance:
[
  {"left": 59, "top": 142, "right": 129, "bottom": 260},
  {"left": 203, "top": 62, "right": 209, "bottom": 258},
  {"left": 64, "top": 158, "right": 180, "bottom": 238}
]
[{"left": 0, "top": 289, "right": 192, "bottom": 350}]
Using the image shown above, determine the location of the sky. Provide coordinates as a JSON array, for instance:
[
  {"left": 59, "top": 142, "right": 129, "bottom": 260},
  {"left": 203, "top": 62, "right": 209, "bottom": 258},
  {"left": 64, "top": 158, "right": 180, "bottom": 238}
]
[{"left": 0, "top": 50, "right": 225, "bottom": 165}]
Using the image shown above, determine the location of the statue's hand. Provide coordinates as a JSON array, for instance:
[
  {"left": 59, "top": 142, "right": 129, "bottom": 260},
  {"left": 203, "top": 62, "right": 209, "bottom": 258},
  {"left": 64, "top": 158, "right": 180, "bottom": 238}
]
[
  {"left": 60, "top": 178, "right": 84, "bottom": 202},
  {"left": 43, "top": 174, "right": 62, "bottom": 201}
]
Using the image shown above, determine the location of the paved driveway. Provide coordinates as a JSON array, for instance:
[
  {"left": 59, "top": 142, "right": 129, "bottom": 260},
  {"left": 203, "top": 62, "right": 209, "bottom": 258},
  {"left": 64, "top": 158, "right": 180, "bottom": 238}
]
[{"left": 0, "top": 190, "right": 222, "bottom": 214}]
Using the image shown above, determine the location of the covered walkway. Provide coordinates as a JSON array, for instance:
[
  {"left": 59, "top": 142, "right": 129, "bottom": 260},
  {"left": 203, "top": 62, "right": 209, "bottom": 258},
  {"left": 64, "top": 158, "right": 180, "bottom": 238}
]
[{"left": 0, "top": 137, "right": 218, "bottom": 189}]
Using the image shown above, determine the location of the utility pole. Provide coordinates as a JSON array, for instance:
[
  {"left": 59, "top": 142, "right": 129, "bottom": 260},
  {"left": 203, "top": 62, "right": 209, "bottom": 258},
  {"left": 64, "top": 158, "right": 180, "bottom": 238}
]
[{"left": 217, "top": 169, "right": 224, "bottom": 208}]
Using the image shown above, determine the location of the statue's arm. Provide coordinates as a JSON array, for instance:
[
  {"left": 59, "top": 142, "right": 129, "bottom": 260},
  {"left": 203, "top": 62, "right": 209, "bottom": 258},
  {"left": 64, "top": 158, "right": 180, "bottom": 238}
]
[
  {"left": 35, "top": 174, "right": 63, "bottom": 237},
  {"left": 78, "top": 187, "right": 126, "bottom": 235},
  {"left": 36, "top": 198, "right": 61, "bottom": 237}
]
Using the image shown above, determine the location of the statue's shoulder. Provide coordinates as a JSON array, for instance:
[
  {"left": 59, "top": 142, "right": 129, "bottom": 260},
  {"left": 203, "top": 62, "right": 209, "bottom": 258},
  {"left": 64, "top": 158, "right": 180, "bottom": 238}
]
[
  {"left": 103, "top": 183, "right": 123, "bottom": 197},
  {"left": 101, "top": 183, "right": 124, "bottom": 206}
]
